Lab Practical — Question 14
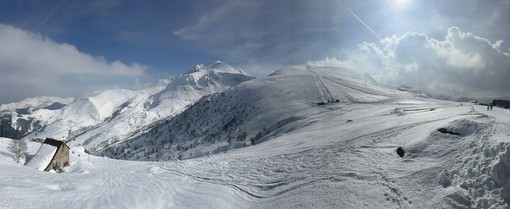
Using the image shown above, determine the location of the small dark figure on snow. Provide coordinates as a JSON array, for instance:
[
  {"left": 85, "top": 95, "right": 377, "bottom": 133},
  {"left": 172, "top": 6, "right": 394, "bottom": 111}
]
[
  {"left": 490, "top": 103, "right": 493, "bottom": 110},
  {"left": 396, "top": 146, "right": 405, "bottom": 158}
]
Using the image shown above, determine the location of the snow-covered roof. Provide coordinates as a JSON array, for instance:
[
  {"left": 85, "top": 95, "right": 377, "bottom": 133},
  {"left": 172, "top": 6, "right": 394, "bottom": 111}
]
[{"left": 25, "top": 143, "right": 57, "bottom": 171}]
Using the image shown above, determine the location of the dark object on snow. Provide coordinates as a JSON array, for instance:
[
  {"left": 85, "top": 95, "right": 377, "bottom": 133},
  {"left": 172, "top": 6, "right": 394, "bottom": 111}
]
[
  {"left": 346, "top": 120, "right": 353, "bottom": 123},
  {"left": 493, "top": 99, "right": 510, "bottom": 109},
  {"left": 396, "top": 146, "right": 405, "bottom": 158},
  {"left": 437, "top": 128, "right": 460, "bottom": 135}
]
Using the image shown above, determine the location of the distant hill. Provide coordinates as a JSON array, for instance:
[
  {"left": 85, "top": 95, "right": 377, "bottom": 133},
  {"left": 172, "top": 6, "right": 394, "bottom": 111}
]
[{"left": 101, "top": 65, "right": 420, "bottom": 160}]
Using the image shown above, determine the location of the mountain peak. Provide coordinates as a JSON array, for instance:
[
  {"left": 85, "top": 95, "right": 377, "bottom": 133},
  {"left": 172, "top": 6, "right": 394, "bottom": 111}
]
[{"left": 186, "top": 61, "right": 249, "bottom": 76}]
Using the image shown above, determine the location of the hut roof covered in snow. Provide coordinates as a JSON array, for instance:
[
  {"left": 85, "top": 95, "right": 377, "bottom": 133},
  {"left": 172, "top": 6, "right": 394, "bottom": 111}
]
[
  {"left": 25, "top": 143, "right": 57, "bottom": 170},
  {"left": 25, "top": 138, "right": 70, "bottom": 171}
]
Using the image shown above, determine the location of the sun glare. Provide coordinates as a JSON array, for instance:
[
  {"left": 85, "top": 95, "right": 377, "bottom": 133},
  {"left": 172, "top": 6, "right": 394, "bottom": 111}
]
[{"left": 394, "top": 0, "right": 412, "bottom": 10}]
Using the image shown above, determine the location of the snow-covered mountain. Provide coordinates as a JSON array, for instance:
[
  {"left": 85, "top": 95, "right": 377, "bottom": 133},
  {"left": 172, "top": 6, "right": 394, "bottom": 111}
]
[
  {"left": 2, "top": 63, "right": 510, "bottom": 208},
  {"left": 0, "top": 96, "right": 75, "bottom": 138},
  {"left": 1, "top": 61, "right": 254, "bottom": 152},
  {"left": 101, "top": 65, "right": 422, "bottom": 160},
  {"left": 0, "top": 96, "right": 74, "bottom": 112}
]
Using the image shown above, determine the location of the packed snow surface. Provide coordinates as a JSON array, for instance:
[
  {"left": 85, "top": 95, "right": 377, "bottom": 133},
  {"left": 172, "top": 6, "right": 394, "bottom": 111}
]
[{"left": 1, "top": 101, "right": 510, "bottom": 208}]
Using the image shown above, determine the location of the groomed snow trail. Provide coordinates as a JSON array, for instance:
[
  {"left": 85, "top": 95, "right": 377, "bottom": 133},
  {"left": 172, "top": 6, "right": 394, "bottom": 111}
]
[{"left": 1, "top": 102, "right": 510, "bottom": 208}]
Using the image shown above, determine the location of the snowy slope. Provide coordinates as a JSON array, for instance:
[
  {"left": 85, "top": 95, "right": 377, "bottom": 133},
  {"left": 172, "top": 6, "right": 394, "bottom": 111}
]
[
  {"left": 0, "top": 96, "right": 74, "bottom": 112},
  {"left": 1, "top": 102, "right": 510, "bottom": 208},
  {"left": 101, "top": 65, "right": 420, "bottom": 160},
  {"left": 17, "top": 61, "right": 253, "bottom": 151},
  {"left": 2, "top": 64, "right": 510, "bottom": 208},
  {"left": 0, "top": 137, "right": 40, "bottom": 162}
]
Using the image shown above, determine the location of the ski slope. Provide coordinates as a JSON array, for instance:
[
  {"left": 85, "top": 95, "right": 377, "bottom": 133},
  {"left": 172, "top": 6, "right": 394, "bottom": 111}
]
[
  {"left": 102, "top": 65, "right": 416, "bottom": 161},
  {"left": 1, "top": 101, "right": 510, "bottom": 208}
]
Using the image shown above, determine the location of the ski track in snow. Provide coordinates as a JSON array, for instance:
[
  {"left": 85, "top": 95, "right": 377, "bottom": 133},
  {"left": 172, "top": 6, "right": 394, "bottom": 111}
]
[
  {"left": 169, "top": 104, "right": 509, "bottom": 208},
  {"left": 3, "top": 101, "right": 510, "bottom": 208},
  {"left": 159, "top": 107, "right": 459, "bottom": 208},
  {"left": 2, "top": 64, "right": 510, "bottom": 208}
]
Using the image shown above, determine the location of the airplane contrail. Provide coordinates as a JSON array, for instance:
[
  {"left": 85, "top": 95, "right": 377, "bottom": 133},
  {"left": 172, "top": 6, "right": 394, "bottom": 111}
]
[
  {"left": 347, "top": 8, "right": 381, "bottom": 41},
  {"left": 35, "top": 0, "right": 69, "bottom": 31}
]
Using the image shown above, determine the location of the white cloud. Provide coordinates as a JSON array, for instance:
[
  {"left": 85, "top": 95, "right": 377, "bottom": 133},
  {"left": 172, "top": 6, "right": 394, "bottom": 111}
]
[
  {"left": 0, "top": 24, "right": 147, "bottom": 102},
  {"left": 492, "top": 40, "right": 510, "bottom": 54},
  {"left": 322, "top": 27, "right": 510, "bottom": 98},
  {"left": 307, "top": 57, "right": 356, "bottom": 69}
]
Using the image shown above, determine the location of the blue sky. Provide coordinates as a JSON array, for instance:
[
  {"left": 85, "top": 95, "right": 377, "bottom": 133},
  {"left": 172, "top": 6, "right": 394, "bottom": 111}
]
[{"left": 1, "top": 0, "right": 510, "bottom": 102}]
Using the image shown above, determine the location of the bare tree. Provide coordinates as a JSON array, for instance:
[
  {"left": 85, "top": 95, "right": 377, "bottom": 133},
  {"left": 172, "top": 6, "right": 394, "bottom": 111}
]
[{"left": 8, "top": 138, "right": 27, "bottom": 163}]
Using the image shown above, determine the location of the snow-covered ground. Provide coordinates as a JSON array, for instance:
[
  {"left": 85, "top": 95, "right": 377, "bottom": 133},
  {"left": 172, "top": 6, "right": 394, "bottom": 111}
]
[{"left": 1, "top": 100, "right": 509, "bottom": 208}]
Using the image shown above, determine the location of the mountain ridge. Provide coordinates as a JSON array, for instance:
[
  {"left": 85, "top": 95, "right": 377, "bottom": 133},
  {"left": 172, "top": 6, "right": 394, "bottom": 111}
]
[
  {"left": 101, "top": 64, "right": 423, "bottom": 160},
  {"left": 1, "top": 61, "right": 254, "bottom": 152}
]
